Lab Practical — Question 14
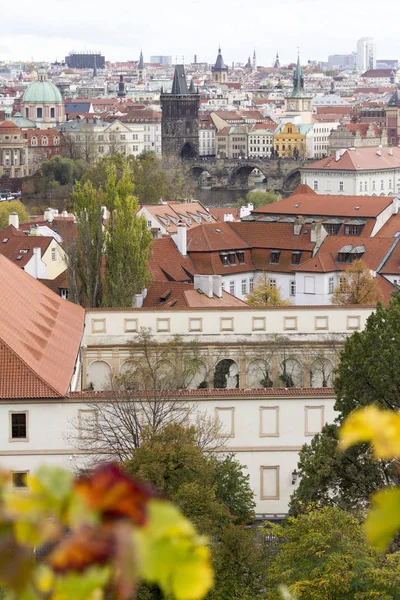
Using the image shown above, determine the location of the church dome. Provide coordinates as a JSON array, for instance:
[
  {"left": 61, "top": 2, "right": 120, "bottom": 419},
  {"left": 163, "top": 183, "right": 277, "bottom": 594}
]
[{"left": 22, "top": 68, "right": 62, "bottom": 103}]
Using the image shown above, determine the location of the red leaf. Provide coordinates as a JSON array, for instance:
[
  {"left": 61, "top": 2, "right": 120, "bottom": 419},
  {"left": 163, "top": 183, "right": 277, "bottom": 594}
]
[{"left": 49, "top": 525, "right": 114, "bottom": 573}]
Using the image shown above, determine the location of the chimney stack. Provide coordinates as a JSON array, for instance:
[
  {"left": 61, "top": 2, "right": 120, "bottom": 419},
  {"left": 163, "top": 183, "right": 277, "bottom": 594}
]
[
  {"left": 172, "top": 221, "right": 187, "bottom": 256},
  {"left": 311, "top": 219, "right": 327, "bottom": 249},
  {"left": 194, "top": 274, "right": 214, "bottom": 298},
  {"left": 8, "top": 211, "right": 19, "bottom": 230},
  {"left": 294, "top": 216, "right": 304, "bottom": 236},
  {"left": 33, "top": 247, "right": 41, "bottom": 278}
]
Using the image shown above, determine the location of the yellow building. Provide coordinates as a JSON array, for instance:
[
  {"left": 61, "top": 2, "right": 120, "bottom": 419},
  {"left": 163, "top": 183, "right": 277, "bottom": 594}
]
[{"left": 273, "top": 122, "right": 306, "bottom": 158}]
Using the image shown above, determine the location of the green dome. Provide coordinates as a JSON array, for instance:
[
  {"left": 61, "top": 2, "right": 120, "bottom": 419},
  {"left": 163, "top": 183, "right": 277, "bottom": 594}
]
[{"left": 22, "top": 78, "right": 62, "bottom": 104}]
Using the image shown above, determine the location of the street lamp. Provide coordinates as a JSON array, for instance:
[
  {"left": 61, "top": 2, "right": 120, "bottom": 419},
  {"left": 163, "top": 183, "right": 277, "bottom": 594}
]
[{"left": 291, "top": 469, "right": 298, "bottom": 485}]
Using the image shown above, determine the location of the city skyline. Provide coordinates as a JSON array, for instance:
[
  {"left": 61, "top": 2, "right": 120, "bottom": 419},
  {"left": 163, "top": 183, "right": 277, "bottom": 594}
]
[{"left": 1, "top": 0, "right": 399, "bottom": 66}]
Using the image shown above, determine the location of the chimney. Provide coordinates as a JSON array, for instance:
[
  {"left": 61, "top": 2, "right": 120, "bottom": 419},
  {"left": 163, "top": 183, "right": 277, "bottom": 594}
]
[
  {"left": 172, "top": 221, "right": 187, "bottom": 256},
  {"left": 376, "top": 149, "right": 381, "bottom": 156},
  {"left": 310, "top": 219, "right": 327, "bottom": 249},
  {"left": 33, "top": 247, "right": 41, "bottom": 278},
  {"left": 294, "top": 216, "right": 304, "bottom": 236},
  {"left": 8, "top": 211, "right": 19, "bottom": 229},
  {"left": 389, "top": 147, "right": 393, "bottom": 156},
  {"left": 134, "top": 292, "right": 144, "bottom": 308},
  {"left": 194, "top": 274, "right": 213, "bottom": 298},
  {"left": 212, "top": 275, "right": 223, "bottom": 298},
  {"left": 44, "top": 207, "right": 54, "bottom": 223},
  {"left": 335, "top": 150, "right": 340, "bottom": 162}
]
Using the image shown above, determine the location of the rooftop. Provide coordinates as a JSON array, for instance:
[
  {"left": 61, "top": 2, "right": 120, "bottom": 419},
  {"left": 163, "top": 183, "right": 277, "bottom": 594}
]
[{"left": 302, "top": 146, "right": 400, "bottom": 171}]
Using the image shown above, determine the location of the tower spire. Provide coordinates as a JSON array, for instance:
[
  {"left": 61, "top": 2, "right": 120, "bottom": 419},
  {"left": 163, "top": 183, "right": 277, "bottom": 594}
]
[{"left": 290, "top": 53, "right": 305, "bottom": 97}]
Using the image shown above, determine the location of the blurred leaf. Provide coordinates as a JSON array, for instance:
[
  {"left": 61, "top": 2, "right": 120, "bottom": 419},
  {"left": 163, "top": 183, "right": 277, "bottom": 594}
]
[
  {"left": 53, "top": 565, "right": 110, "bottom": 600},
  {"left": 0, "top": 527, "right": 34, "bottom": 592},
  {"left": 112, "top": 521, "right": 138, "bottom": 600},
  {"left": 339, "top": 405, "right": 400, "bottom": 458},
  {"left": 74, "top": 463, "right": 156, "bottom": 525},
  {"left": 136, "top": 500, "right": 213, "bottom": 600},
  {"left": 49, "top": 525, "right": 114, "bottom": 573},
  {"left": 365, "top": 488, "right": 400, "bottom": 549}
]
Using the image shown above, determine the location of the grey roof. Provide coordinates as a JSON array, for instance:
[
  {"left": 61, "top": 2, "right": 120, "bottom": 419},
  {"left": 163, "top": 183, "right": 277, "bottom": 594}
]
[
  {"left": 338, "top": 245, "right": 353, "bottom": 253},
  {"left": 388, "top": 87, "right": 400, "bottom": 107},
  {"left": 346, "top": 219, "right": 366, "bottom": 225},
  {"left": 65, "top": 102, "right": 92, "bottom": 113},
  {"left": 290, "top": 55, "right": 307, "bottom": 99},
  {"left": 351, "top": 245, "right": 365, "bottom": 254},
  {"left": 171, "top": 65, "right": 189, "bottom": 95},
  {"left": 212, "top": 47, "right": 228, "bottom": 72}
]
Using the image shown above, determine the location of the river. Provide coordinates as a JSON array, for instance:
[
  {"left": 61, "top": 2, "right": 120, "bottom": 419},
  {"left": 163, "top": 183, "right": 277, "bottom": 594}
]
[{"left": 196, "top": 182, "right": 267, "bottom": 207}]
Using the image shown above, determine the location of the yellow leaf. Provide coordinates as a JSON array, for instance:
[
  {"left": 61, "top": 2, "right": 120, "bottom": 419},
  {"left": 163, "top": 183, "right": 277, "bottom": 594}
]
[
  {"left": 339, "top": 406, "right": 400, "bottom": 459},
  {"left": 34, "top": 564, "right": 55, "bottom": 594},
  {"left": 365, "top": 488, "right": 400, "bottom": 549}
]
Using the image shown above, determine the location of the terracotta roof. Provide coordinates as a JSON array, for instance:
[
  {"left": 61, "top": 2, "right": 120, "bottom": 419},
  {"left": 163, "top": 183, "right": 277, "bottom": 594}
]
[
  {"left": 187, "top": 222, "right": 249, "bottom": 252},
  {"left": 378, "top": 238, "right": 400, "bottom": 274},
  {"left": 0, "top": 255, "right": 84, "bottom": 398},
  {"left": 253, "top": 193, "right": 394, "bottom": 218},
  {"left": 0, "top": 229, "right": 53, "bottom": 267},
  {"left": 149, "top": 237, "right": 194, "bottom": 282},
  {"left": 230, "top": 221, "right": 316, "bottom": 251},
  {"left": 376, "top": 274, "right": 397, "bottom": 304},
  {"left": 302, "top": 146, "right": 400, "bottom": 171},
  {"left": 143, "top": 281, "right": 246, "bottom": 309},
  {"left": 0, "top": 120, "right": 20, "bottom": 132},
  {"left": 38, "top": 270, "right": 69, "bottom": 294},
  {"left": 362, "top": 69, "right": 393, "bottom": 77},
  {"left": 69, "top": 387, "right": 335, "bottom": 399},
  {"left": 141, "top": 202, "right": 217, "bottom": 234},
  {"left": 375, "top": 212, "right": 400, "bottom": 238},
  {"left": 208, "top": 207, "right": 240, "bottom": 222}
]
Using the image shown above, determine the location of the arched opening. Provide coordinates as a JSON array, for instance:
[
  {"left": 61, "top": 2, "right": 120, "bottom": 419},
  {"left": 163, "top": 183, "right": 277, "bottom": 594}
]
[
  {"left": 184, "top": 360, "right": 208, "bottom": 389},
  {"left": 247, "top": 359, "right": 272, "bottom": 388},
  {"left": 279, "top": 358, "right": 303, "bottom": 388},
  {"left": 87, "top": 360, "right": 112, "bottom": 391},
  {"left": 181, "top": 142, "right": 197, "bottom": 159},
  {"left": 283, "top": 169, "right": 301, "bottom": 194},
  {"left": 189, "top": 166, "right": 212, "bottom": 187},
  {"left": 214, "top": 359, "right": 239, "bottom": 389},
  {"left": 229, "top": 165, "right": 266, "bottom": 188},
  {"left": 310, "top": 358, "right": 334, "bottom": 388}
]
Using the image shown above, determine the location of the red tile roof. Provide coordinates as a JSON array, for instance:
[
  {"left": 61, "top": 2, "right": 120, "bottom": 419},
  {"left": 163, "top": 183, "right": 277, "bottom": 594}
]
[
  {"left": 149, "top": 237, "right": 194, "bottom": 282},
  {"left": 69, "top": 387, "right": 335, "bottom": 399},
  {"left": 230, "top": 221, "right": 316, "bottom": 251},
  {"left": 375, "top": 212, "right": 400, "bottom": 238},
  {"left": 253, "top": 193, "right": 393, "bottom": 218},
  {"left": 0, "top": 228, "right": 53, "bottom": 267},
  {"left": 0, "top": 255, "right": 84, "bottom": 398},
  {"left": 143, "top": 281, "right": 246, "bottom": 309},
  {"left": 0, "top": 120, "right": 20, "bottom": 132},
  {"left": 187, "top": 222, "right": 249, "bottom": 252},
  {"left": 302, "top": 146, "right": 400, "bottom": 171}
]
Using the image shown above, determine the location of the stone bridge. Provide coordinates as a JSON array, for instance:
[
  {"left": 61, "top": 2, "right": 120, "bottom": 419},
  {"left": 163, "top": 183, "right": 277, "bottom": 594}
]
[{"left": 183, "top": 157, "right": 311, "bottom": 193}]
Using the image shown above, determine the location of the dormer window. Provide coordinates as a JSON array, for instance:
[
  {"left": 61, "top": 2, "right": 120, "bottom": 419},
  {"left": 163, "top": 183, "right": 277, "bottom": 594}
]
[
  {"left": 291, "top": 251, "right": 302, "bottom": 265},
  {"left": 236, "top": 251, "right": 245, "bottom": 264},
  {"left": 270, "top": 250, "right": 281, "bottom": 264},
  {"left": 228, "top": 252, "right": 236, "bottom": 265},
  {"left": 220, "top": 252, "right": 229, "bottom": 266}
]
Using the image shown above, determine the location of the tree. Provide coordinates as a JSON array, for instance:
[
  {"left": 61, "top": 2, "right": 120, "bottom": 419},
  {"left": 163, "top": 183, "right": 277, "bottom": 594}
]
[
  {"left": 331, "top": 259, "right": 382, "bottom": 305},
  {"left": 264, "top": 506, "right": 400, "bottom": 600},
  {"left": 65, "top": 180, "right": 105, "bottom": 306},
  {"left": 126, "top": 424, "right": 266, "bottom": 600},
  {"left": 41, "top": 155, "right": 88, "bottom": 187},
  {"left": 289, "top": 296, "right": 400, "bottom": 515},
  {"left": 235, "top": 189, "right": 281, "bottom": 208},
  {"left": 74, "top": 329, "right": 217, "bottom": 462},
  {"left": 246, "top": 275, "right": 292, "bottom": 307},
  {"left": 103, "top": 164, "right": 153, "bottom": 307},
  {"left": 0, "top": 200, "right": 29, "bottom": 229}
]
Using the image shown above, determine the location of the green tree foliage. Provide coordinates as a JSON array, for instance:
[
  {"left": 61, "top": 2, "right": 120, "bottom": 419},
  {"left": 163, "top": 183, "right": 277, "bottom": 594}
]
[
  {"left": 0, "top": 200, "right": 29, "bottom": 229},
  {"left": 265, "top": 507, "right": 400, "bottom": 600},
  {"left": 246, "top": 275, "right": 292, "bottom": 307},
  {"left": 68, "top": 180, "right": 105, "bottom": 307},
  {"left": 126, "top": 424, "right": 266, "bottom": 600},
  {"left": 41, "top": 155, "right": 88, "bottom": 188},
  {"left": 235, "top": 189, "right": 281, "bottom": 208},
  {"left": 84, "top": 153, "right": 193, "bottom": 204},
  {"left": 103, "top": 164, "right": 153, "bottom": 307},
  {"left": 290, "top": 297, "right": 400, "bottom": 515},
  {"left": 331, "top": 259, "right": 382, "bottom": 305}
]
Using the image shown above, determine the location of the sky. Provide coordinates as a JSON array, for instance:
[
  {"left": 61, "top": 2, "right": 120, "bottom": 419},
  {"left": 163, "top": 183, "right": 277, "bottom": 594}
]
[{"left": 2, "top": 0, "right": 400, "bottom": 66}]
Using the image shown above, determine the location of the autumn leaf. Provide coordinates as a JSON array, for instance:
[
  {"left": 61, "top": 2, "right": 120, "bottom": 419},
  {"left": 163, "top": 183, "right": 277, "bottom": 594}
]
[
  {"left": 74, "top": 463, "right": 157, "bottom": 525},
  {"left": 339, "top": 405, "right": 400, "bottom": 459},
  {"left": 365, "top": 488, "right": 400, "bottom": 549},
  {"left": 49, "top": 525, "right": 115, "bottom": 573}
]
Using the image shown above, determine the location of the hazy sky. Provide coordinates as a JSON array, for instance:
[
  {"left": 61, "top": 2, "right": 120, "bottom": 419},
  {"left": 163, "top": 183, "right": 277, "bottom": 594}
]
[{"left": 2, "top": 0, "right": 399, "bottom": 66}]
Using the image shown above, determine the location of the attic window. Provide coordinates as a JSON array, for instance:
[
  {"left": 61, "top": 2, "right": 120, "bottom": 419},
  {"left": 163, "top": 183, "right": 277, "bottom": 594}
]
[
  {"left": 228, "top": 252, "right": 236, "bottom": 265},
  {"left": 220, "top": 252, "right": 229, "bottom": 266},
  {"left": 19, "top": 249, "right": 29, "bottom": 254},
  {"left": 270, "top": 250, "right": 281, "bottom": 264},
  {"left": 354, "top": 206, "right": 361, "bottom": 210},
  {"left": 16, "top": 255, "right": 23, "bottom": 260},
  {"left": 2, "top": 238, "right": 8, "bottom": 243},
  {"left": 215, "top": 228, "right": 222, "bottom": 233},
  {"left": 291, "top": 251, "right": 302, "bottom": 265},
  {"left": 294, "top": 203, "right": 300, "bottom": 208},
  {"left": 236, "top": 251, "right": 245, "bottom": 264}
]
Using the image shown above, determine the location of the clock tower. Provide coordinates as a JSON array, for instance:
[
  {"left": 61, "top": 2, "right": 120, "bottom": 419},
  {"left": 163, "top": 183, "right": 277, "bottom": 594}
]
[{"left": 285, "top": 55, "right": 312, "bottom": 124}]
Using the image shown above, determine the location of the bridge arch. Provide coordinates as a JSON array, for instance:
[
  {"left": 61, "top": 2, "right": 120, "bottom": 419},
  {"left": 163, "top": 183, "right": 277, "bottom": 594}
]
[
  {"left": 283, "top": 168, "right": 302, "bottom": 194},
  {"left": 228, "top": 164, "right": 267, "bottom": 188},
  {"left": 188, "top": 166, "right": 213, "bottom": 186}
]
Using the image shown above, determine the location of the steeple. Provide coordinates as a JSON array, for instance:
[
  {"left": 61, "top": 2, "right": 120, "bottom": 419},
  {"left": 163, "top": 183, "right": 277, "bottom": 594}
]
[
  {"left": 138, "top": 49, "right": 144, "bottom": 71},
  {"left": 252, "top": 49, "right": 257, "bottom": 71},
  {"left": 189, "top": 78, "right": 195, "bottom": 93},
  {"left": 290, "top": 53, "right": 305, "bottom": 97},
  {"left": 212, "top": 47, "right": 228, "bottom": 83},
  {"left": 171, "top": 64, "right": 189, "bottom": 95},
  {"left": 274, "top": 52, "right": 280, "bottom": 69}
]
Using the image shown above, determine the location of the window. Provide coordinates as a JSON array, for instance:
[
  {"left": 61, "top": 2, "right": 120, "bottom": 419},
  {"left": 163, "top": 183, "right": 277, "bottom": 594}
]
[
  {"left": 291, "top": 251, "right": 302, "bottom": 265},
  {"left": 344, "top": 225, "right": 360, "bottom": 235},
  {"left": 99, "top": 145, "right": 104, "bottom": 153},
  {"left": 50, "top": 107, "right": 55, "bottom": 118},
  {"left": 220, "top": 253, "right": 229, "bottom": 266},
  {"left": 147, "top": 220, "right": 152, "bottom": 227},
  {"left": 37, "top": 107, "right": 43, "bottom": 118},
  {"left": 364, "top": 182, "right": 368, "bottom": 192},
  {"left": 31, "top": 137, "right": 37, "bottom": 146},
  {"left": 51, "top": 247, "right": 56, "bottom": 261},
  {"left": 381, "top": 180, "right": 384, "bottom": 190},
  {"left": 270, "top": 250, "right": 280, "bottom": 264},
  {"left": 41, "top": 136, "right": 48, "bottom": 146},
  {"left": 98, "top": 135, "right": 104, "bottom": 141},
  {"left": 324, "top": 224, "right": 337, "bottom": 235},
  {"left": 339, "top": 276, "right": 347, "bottom": 292},
  {"left": 54, "top": 136, "right": 59, "bottom": 145},
  {"left": 290, "top": 280, "right": 296, "bottom": 296},
  {"left": 12, "top": 472, "right": 29, "bottom": 489},
  {"left": 25, "top": 108, "right": 29, "bottom": 118},
  {"left": 359, "top": 181, "right": 363, "bottom": 192},
  {"left": 11, "top": 412, "right": 27, "bottom": 439},
  {"left": 249, "top": 277, "right": 254, "bottom": 292},
  {"left": 241, "top": 279, "right": 247, "bottom": 295},
  {"left": 339, "top": 181, "right": 344, "bottom": 191},
  {"left": 228, "top": 252, "right": 236, "bottom": 265},
  {"left": 328, "top": 276, "right": 334, "bottom": 294},
  {"left": 313, "top": 181, "right": 319, "bottom": 191},
  {"left": 120, "top": 134, "right": 126, "bottom": 140},
  {"left": 229, "top": 281, "right": 235, "bottom": 295},
  {"left": 60, "top": 289, "right": 68, "bottom": 300},
  {"left": 236, "top": 251, "right": 245, "bottom": 264},
  {"left": 269, "top": 278, "right": 277, "bottom": 288}
]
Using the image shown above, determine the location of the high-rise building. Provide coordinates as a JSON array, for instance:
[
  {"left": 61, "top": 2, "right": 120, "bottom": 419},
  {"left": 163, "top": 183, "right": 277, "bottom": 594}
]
[
  {"left": 327, "top": 53, "right": 356, "bottom": 70},
  {"left": 150, "top": 55, "right": 172, "bottom": 65},
  {"left": 357, "top": 37, "right": 376, "bottom": 72},
  {"left": 65, "top": 52, "right": 105, "bottom": 69}
]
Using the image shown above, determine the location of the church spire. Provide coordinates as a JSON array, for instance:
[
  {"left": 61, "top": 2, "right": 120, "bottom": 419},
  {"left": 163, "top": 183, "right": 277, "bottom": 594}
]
[
  {"left": 274, "top": 52, "right": 280, "bottom": 69},
  {"left": 252, "top": 49, "right": 256, "bottom": 70},
  {"left": 189, "top": 78, "right": 195, "bottom": 93},
  {"left": 138, "top": 49, "right": 144, "bottom": 71},
  {"left": 290, "top": 53, "right": 305, "bottom": 97}
]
